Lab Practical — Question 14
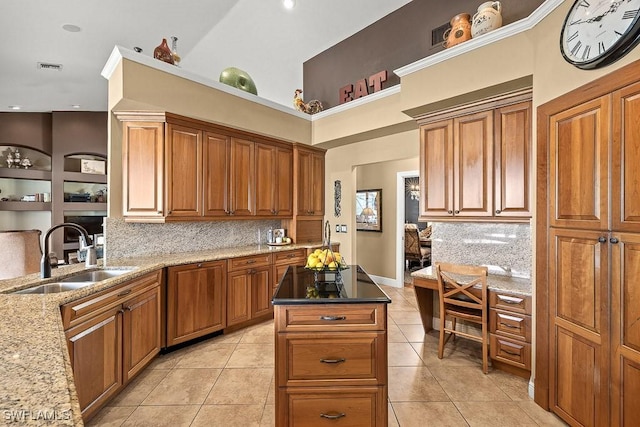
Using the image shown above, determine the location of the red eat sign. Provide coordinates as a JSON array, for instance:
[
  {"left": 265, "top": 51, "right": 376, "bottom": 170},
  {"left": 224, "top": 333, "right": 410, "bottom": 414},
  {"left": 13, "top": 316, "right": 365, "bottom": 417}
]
[{"left": 339, "top": 70, "right": 388, "bottom": 105}]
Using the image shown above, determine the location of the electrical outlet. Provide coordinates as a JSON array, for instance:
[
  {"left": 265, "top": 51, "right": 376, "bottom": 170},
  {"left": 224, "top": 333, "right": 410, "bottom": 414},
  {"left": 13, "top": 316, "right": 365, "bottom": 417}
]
[
  {"left": 341, "top": 224, "right": 347, "bottom": 233},
  {"left": 336, "top": 224, "right": 341, "bottom": 233}
]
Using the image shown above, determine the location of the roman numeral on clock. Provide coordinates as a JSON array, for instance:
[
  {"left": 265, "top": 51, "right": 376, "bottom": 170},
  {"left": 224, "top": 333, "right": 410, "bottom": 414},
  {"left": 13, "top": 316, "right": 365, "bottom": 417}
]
[
  {"left": 582, "top": 45, "right": 591, "bottom": 60},
  {"left": 623, "top": 10, "right": 638, "bottom": 19},
  {"left": 599, "top": 41, "right": 606, "bottom": 54},
  {"left": 571, "top": 40, "right": 582, "bottom": 56},
  {"left": 579, "top": 0, "right": 590, "bottom": 7},
  {"left": 567, "top": 31, "right": 579, "bottom": 42}
]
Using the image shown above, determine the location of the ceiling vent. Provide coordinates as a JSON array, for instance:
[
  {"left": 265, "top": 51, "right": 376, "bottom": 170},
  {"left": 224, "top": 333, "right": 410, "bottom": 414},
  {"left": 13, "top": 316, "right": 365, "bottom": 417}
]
[{"left": 37, "top": 62, "right": 63, "bottom": 71}]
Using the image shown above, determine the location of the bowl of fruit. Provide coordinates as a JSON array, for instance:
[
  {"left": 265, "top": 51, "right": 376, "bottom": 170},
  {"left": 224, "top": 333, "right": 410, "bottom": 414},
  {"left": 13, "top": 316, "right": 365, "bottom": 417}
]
[{"left": 304, "top": 248, "right": 347, "bottom": 271}]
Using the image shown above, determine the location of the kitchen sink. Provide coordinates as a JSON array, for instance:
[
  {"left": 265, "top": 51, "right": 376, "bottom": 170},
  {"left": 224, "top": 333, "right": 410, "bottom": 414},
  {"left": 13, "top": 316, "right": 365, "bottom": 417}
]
[
  {"left": 13, "top": 282, "right": 94, "bottom": 294},
  {"left": 58, "top": 268, "right": 135, "bottom": 283},
  {"left": 11, "top": 268, "right": 137, "bottom": 294}
]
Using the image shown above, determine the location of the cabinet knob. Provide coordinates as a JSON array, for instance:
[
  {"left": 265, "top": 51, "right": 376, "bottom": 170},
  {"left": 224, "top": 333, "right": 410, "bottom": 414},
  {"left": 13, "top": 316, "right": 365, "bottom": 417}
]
[
  {"left": 454, "top": 210, "right": 460, "bottom": 214},
  {"left": 610, "top": 237, "right": 619, "bottom": 244},
  {"left": 271, "top": 209, "right": 276, "bottom": 215},
  {"left": 447, "top": 210, "right": 453, "bottom": 215},
  {"left": 495, "top": 209, "right": 502, "bottom": 214},
  {"left": 168, "top": 210, "right": 172, "bottom": 214},
  {"left": 157, "top": 211, "right": 163, "bottom": 215},
  {"left": 598, "top": 236, "right": 606, "bottom": 243},
  {"left": 197, "top": 263, "right": 203, "bottom": 268}
]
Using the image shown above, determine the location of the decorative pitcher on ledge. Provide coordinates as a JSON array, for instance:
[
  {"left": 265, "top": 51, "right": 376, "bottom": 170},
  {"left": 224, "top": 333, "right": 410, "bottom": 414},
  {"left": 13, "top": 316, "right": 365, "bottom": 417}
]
[
  {"left": 443, "top": 13, "right": 472, "bottom": 49},
  {"left": 471, "top": 1, "right": 503, "bottom": 38}
]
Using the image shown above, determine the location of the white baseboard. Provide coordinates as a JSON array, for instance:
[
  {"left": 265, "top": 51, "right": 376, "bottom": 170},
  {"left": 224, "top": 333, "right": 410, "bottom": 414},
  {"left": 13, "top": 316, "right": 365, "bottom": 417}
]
[
  {"left": 528, "top": 378, "right": 535, "bottom": 399},
  {"left": 369, "top": 274, "right": 402, "bottom": 288}
]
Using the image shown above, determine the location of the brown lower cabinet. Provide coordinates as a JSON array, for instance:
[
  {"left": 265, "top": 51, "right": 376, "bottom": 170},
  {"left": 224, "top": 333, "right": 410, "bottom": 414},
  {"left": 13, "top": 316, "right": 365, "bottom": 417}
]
[
  {"left": 61, "top": 271, "right": 162, "bottom": 422},
  {"left": 275, "top": 303, "right": 388, "bottom": 426},
  {"left": 166, "top": 260, "right": 227, "bottom": 346},
  {"left": 227, "top": 253, "right": 272, "bottom": 326}
]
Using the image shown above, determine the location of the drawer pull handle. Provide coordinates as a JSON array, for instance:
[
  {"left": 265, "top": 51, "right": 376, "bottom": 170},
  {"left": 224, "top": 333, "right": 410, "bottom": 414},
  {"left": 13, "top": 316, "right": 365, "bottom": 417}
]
[
  {"left": 287, "top": 254, "right": 296, "bottom": 258},
  {"left": 499, "top": 322, "right": 519, "bottom": 329},
  {"left": 320, "top": 315, "right": 346, "bottom": 321},
  {"left": 246, "top": 260, "right": 257, "bottom": 264},
  {"left": 117, "top": 289, "right": 132, "bottom": 297},
  {"left": 497, "top": 295, "right": 523, "bottom": 305},
  {"left": 502, "top": 349, "right": 520, "bottom": 356},
  {"left": 320, "top": 358, "right": 346, "bottom": 364},
  {"left": 320, "top": 413, "right": 346, "bottom": 420}
]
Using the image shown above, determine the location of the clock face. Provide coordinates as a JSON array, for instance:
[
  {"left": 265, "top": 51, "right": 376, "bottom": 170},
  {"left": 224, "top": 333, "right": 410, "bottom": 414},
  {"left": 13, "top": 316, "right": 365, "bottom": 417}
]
[{"left": 561, "top": 0, "right": 640, "bottom": 69}]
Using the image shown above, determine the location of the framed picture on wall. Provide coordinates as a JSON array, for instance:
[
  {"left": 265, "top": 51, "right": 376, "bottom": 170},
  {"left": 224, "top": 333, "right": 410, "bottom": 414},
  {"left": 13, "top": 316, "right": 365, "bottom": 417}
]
[{"left": 355, "top": 189, "right": 382, "bottom": 232}]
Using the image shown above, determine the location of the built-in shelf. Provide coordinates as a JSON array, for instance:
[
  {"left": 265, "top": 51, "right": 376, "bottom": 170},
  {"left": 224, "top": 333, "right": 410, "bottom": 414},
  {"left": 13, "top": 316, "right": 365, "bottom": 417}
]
[
  {"left": 0, "top": 168, "right": 52, "bottom": 180},
  {"left": 0, "top": 201, "right": 52, "bottom": 211},
  {"left": 62, "top": 171, "right": 107, "bottom": 184},
  {"left": 63, "top": 202, "right": 107, "bottom": 211}
]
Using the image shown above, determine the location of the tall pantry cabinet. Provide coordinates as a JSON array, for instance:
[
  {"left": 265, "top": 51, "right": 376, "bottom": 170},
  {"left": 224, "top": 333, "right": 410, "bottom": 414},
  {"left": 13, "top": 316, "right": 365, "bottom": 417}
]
[{"left": 538, "top": 60, "right": 640, "bottom": 427}]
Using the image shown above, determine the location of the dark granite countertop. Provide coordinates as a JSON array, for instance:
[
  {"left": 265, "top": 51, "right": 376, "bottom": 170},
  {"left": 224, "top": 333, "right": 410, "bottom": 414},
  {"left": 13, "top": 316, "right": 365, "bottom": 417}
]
[{"left": 273, "top": 265, "right": 392, "bottom": 305}]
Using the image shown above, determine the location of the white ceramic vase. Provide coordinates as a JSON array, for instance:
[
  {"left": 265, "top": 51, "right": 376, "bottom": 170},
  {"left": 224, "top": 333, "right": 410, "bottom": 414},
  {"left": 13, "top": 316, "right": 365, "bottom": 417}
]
[{"left": 471, "top": 1, "right": 502, "bottom": 38}]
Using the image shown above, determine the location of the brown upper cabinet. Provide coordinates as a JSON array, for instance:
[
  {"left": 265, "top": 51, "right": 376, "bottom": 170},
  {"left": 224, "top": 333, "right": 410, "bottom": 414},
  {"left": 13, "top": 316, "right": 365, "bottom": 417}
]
[
  {"left": 116, "top": 112, "right": 294, "bottom": 222},
  {"left": 418, "top": 97, "right": 531, "bottom": 222},
  {"left": 294, "top": 146, "right": 324, "bottom": 217}
]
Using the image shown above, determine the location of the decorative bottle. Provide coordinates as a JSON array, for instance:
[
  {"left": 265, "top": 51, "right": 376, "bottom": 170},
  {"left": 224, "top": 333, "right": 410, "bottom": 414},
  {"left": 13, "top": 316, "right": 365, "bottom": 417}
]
[
  {"left": 153, "top": 38, "right": 174, "bottom": 65},
  {"left": 443, "top": 13, "right": 472, "bottom": 49},
  {"left": 171, "top": 36, "right": 181, "bottom": 66}
]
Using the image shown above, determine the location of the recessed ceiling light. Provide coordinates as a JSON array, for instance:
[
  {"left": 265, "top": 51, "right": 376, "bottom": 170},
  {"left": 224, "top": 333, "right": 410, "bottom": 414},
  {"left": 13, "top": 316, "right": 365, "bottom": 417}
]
[
  {"left": 62, "top": 24, "right": 82, "bottom": 32},
  {"left": 8, "top": 105, "right": 21, "bottom": 110},
  {"left": 71, "top": 105, "right": 81, "bottom": 109},
  {"left": 283, "top": 0, "right": 295, "bottom": 10}
]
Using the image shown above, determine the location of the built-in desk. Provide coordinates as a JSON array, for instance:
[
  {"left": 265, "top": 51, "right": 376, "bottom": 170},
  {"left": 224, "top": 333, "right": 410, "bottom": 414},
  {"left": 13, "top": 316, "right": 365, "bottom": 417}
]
[{"left": 411, "top": 266, "right": 533, "bottom": 376}]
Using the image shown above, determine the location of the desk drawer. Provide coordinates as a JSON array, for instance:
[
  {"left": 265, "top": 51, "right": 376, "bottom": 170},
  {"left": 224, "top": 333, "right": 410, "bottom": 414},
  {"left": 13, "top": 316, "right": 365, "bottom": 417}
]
[
  {"left": 280, "top": 386, "right": 386, "bottom": 427},
  {"left": 275, "top": 304, "right": 385, "bottom": 332},
  {"left": 490, "top": 309, "right": 531, "bottom": 341},
  {"left": 490, "top": 334, "right": 531, "bottom": 370},
  {"left": 278, "top": 332, "right": 385, "bottom": 387},
  {"left": 489, "top": 291, "right": 531, "bottom": 315}
]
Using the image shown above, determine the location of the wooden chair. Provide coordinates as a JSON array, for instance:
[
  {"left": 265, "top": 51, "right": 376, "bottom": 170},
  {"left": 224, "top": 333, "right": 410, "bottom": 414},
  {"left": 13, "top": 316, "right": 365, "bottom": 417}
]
[
  {"left": 435, "top": 262, "right": 489, "bottom": 373},
  {"left": 404, "top": 224, "right": 430, "bottom": 269}
]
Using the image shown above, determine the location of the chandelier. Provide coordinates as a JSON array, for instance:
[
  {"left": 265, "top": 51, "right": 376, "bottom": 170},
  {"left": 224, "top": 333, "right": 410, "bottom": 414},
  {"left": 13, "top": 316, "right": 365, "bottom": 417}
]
[{"left": 405, "top": 177, "right": 420, "bottom": 200}]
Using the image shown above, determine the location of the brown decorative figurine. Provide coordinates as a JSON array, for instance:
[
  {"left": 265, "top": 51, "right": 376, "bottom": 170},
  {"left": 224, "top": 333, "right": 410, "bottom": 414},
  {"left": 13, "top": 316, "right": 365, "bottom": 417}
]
[
  {"left": 153, "top": 38, "right": 174, "bottom": 65},
  {"left": 293, "top": 89, "right": 323, "bottom": 114}
]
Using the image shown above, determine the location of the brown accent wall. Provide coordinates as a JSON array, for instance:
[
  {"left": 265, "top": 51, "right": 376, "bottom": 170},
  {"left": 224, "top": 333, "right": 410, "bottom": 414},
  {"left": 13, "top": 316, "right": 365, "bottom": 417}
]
[
  {"left": 0, "top": 113, "right": 52, "bottom": 154},
  {"left": 303, "top": 0, "right": 543, "bottom": 109}
]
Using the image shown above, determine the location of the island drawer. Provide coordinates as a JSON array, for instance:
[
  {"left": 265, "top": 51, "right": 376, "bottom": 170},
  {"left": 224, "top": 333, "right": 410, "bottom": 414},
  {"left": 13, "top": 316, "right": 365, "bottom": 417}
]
[
  {"left": 490, "top": 334, "right": 531, "bottom": 370},
  {"left": 277, "top": 332, "right": 386, "bottom": 387},
  {"left": 489, "top": 309, "right": 531, "bottom": 341},
  {"left": 489, "top": 291, "right": 531, "bottom": 314},
  {"left": 278, "top": 386, "right": 386, "bottom": 427},
  {"left": 228, "top": 253, "right": 272, "bottom": 271},
  {"left": 61, "top": 270, "right": 162, "bottom": 330},
  {"left": 275, "top": 304, "right": 386, "bottom": 332},
  {"left": 273, "top": 249, "right": 307, "bottom": 265}
]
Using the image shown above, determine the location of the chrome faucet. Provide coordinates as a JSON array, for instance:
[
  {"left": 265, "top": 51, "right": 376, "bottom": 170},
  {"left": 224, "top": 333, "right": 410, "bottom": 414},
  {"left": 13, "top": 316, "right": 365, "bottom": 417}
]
[{"left": 41, "top": 222, "right": 97, "bottom": 278}]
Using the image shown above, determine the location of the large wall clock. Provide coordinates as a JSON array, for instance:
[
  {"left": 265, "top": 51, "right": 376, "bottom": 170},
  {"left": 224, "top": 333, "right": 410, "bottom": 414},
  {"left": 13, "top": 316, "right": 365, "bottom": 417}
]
[{"left": 560, "top": 0, "right": 640, "bottom": 69}]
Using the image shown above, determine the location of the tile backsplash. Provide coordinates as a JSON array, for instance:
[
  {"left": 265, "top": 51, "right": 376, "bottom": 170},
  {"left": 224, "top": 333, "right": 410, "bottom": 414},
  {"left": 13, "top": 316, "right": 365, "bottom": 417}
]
[
  {"left": 431, "top": 222, "right": 532, "bottom": 278},
  {"left": 104, "top": 217, "right": 281, "bottom": 259}
]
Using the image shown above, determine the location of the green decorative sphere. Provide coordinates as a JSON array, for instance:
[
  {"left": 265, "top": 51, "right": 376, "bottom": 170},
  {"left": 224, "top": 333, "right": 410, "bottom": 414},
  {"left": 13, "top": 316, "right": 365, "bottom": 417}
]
[{"left": 219, "top": 67, "right": 258, "bottom": 95}]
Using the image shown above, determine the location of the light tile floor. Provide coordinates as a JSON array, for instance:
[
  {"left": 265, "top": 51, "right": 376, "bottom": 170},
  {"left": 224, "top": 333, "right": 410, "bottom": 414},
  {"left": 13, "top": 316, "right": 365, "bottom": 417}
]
[{"left": 88, "top": 284, "right": 567, "bottom": 427}]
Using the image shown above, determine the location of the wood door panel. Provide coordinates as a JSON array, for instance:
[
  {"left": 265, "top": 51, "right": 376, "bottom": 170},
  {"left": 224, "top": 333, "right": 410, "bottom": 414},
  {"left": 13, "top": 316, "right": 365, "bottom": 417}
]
[
  {"left": 122, "top": 122, "right": 164, "bottom": 217},
  {"left": 66, "top": 308, "right": 122, "bottom": 417},
  {"left": 166, "top": 124, "right": 201, "bottom": 217},
  {"left": 550, "top": 97, "right": 610, "bottom": 230},
  {"left": 122, "top": 286, "right": 161, "bottom": 382},
  {"left": 203, "top": 132, "right": 230, "bottom": 217},
  {"left": 551, "top": 229, "right": 605, "bottom": 334},
  {"left": 310, "top": 152, "right": 325, "bottom": 215},
  {"left": 419, "top": 121, "right": 453, "bottom": 217},
  {"left": 612, "top": 82, "right": 640, "bottom": 231},
  {"left": 229, "top": 137, "right": 255, "bottom": 216},
  {"left": 621, "top": 359, "right": 640, "bottom": 426},
  {"left": 453, "top": 111, "right": 493, "bottom": 216},
  {"left": 276, "top": 147, "right": 293, "bottom": 216},
  {"left": 494, "top": 102, "right": 531, "bottom": 217},
  {"left": 227, "top": 271, "right": 251, "bottom": 326},
  {"left": 251, "top": 266, "right": 272, "bottom": 318},
  {"left": 255, "top": 143, "right": 277, "bottom": 216},
  {"left": 621, "top": 240, "right": 640, "bottom": 352},
  {"left": 554, "top": 327, "right": 600, "bottom": 427}
]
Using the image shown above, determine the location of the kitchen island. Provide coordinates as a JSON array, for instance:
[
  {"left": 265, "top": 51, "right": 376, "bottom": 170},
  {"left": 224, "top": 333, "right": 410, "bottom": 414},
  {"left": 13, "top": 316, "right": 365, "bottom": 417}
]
[{"left": 272, "top": 265, "right": 391, "bottom": 426}]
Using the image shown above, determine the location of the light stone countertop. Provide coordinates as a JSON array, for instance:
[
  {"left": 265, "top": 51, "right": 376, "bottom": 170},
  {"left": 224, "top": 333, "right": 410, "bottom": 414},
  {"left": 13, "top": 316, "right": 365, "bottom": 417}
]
[
  {"left": 0, "top": 242, "right": 325, "bottom": 426},
  {"left": 411, "top": 266, "right": 532, "bottom": 296}
]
